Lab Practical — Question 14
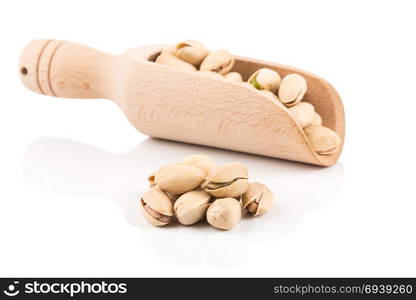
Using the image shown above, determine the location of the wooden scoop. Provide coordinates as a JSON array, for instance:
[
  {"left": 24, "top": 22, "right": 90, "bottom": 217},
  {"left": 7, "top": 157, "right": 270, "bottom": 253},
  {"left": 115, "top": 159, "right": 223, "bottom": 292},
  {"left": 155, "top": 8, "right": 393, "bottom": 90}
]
[{"left": 19, "top": 39, "right": 345, "bottom": 166}]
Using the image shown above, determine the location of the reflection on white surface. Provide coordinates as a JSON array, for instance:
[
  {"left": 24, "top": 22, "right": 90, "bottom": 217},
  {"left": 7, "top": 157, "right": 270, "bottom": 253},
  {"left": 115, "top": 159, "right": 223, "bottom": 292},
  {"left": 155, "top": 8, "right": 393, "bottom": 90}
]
[{"left": 23, "top": 137, "right": 343, "bottom": 268}]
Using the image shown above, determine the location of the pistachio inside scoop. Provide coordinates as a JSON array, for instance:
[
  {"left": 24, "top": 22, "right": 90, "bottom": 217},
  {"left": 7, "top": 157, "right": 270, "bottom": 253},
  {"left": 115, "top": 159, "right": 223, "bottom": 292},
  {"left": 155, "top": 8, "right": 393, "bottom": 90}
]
[
  {"left": 250, "top": 77, "right": 262, "bottom": 89},
  {"left": 141, "top": 199, "right": 172, "bottom": 223}
]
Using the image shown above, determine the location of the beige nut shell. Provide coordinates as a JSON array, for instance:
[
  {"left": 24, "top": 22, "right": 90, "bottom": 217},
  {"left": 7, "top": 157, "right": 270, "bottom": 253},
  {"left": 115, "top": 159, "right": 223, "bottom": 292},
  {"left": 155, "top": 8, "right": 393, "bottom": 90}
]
[
  {"left": 206, "top": 198, "right": 242, "bottom": 230},
  {"left": 205, "top": 162, "right": 249, "bottom": 197},
  {"left": 206, "top": 162, "right": 248, "bottom": 183},
  {"left": 155, "top": 54, "right": 197, "bottom": 72},
  {"left": 278, "top": 74, "right": 307, "bottom": 106},
  {"left": 155, "top": 163, "right": 205, "bottom": 194},
  {"left": 304, "top": 126, "right": 341, "bottom": 155},
  {"left": 181, "top": 154, "right": 217, "bottom": 176},
  {"left": 248, "top": 68, "right": 281, "bottom": 93},
  {"left": 242, "top": 182, "right": 273, "bottom": 216},
  {"left": 288, "top": 102, "right": 315, "bottom": 128},
  {"left": 224, "top": 72, "right": 243, "bottom": 83},
  {"left": 174, "top": 190, "right": 212, "bottom": 225},
  {"left": 206, "top": 179, "right": 249, "bottom": 198},
  {"left": 310, "top": 112, "right": 322, "bottom": 126},
  {"left": 199, "top": 49, "right": 235, "bottom": 75},
  {"left": 175, "top": 40, "right": 209, "bottom": 67},
  {"left": 141, "top": 186, "right": 174, "bottom": 226}
]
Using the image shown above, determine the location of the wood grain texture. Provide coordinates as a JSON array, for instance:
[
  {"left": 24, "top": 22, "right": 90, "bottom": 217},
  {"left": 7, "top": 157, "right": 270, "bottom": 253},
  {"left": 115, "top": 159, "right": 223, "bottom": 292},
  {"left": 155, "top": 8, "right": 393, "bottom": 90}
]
[{"left": 19, "top": 40, "right": 345, "bottom": 166}]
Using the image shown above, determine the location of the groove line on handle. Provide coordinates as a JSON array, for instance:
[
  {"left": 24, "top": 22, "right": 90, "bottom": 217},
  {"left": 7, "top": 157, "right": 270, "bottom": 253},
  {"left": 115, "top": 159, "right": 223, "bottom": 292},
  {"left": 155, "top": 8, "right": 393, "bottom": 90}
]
[
  {"left": 35, "top": 39, "right": 53, "bottom": 95},
  {"left": 47, "top": 40, "right": 65, "bottom": 97}
]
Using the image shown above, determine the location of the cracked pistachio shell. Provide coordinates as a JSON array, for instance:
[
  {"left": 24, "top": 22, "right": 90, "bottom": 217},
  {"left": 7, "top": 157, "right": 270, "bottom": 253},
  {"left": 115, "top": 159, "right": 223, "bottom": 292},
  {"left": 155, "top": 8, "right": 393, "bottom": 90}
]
[
  {"left": 200, "top": 49, "right": 235, "bottom": 75},
  {"left": 224, "top": 72, "right": 243, "bottom": 83},
  {"left": 304, "top": 126, "right": 341, "bottom": 155},
  {"left": 242, "top": 182, "right": 273, "bottom": 216},
  {"left": 278, "top": 74, "right": 307, "bottom": 107},
  {"left": 248, "top": 68, "right": 281, "bottom": 93},
  {"left": 174, "top": 190, "right": 212, "bottom": 225},
  {"left": 175, "top": 40, "right": 209, "bottom": 67},
  {"left": 206, "top": 162, "right": 248, "bottom": 182},
  {"left": 155, "top": 163, "right": 205, "bottom": 194},
  {"left": 205, "top": 163, "right": 249, "bottom": 198},
  {"left": 198, "top": 71, "right": 224, "bottom": 79},
  {"left": 205, "top": 179, "right": 249, "bottom": 198},
  {"left": 310, "top": 112, "right": 322, "bottom": 126},
  {"left": 288, "top": 102, "right": 316, "bottom": 128},
  {"left": 155, "top": 54, "right": 197, "bottom": 71},
  {"left": 207, "top": 198, "right": 242, "bottom": 230},
  {"left": 148, "top": 173, "right": 156, "bottom": 187},
  {"left": 181, "top": 154, "right": 217, "bottom": 176},
  {"left": 141, "top": 187, "right": 174, "bottom": 226}
]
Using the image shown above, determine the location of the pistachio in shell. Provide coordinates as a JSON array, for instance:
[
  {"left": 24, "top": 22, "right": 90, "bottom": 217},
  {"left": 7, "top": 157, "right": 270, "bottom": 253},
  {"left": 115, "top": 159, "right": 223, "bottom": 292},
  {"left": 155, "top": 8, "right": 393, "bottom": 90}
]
[
  {"left": 155, "top": 163, "right": 205, "bottom": 194},
  {"left": 175, "top": 40, "right": 209, "bottom": 67},
  {"left": 155, "top": 53, "right": 197, "bottom": 71},
  {"left": 204, "top": 162, "right": 249, "bottom": 198},
  {"left": 248, "top": 68, "right": 281, "bottom": 93},
  {"left": 278, "top": 74, "right": 307, "bottom": 107},
  {"left": 181, "top": 154, "right": 217, "bottom": 176},
  {"left": 140, "top": 186, "right": 174, "bottom": 226},
  {"left": 174, "top": 190, "right": 212, "bottom": 225},
  {"left": 304, "top": 126, "right": 341, "bottom": 155},
  {"left": 242, "top": 182, "right": 273, "bottom": 216},
  {"left": 160, "top": 44, "right": 177, "bottom": 55},
  {"left": 310, "top": 112, "right": 322, "bottom": 126},
  {"left": 199, "top": 49, "right": 235, "bottom": 75},
  {"left": 288, "top": 102, "right": 316, "bottom": 128},
  {"left": 224, "top": 72, "right": 243, "bottom": 83},
  {"left": 206, "top": 198, "right": 242, "bottom": 230}
]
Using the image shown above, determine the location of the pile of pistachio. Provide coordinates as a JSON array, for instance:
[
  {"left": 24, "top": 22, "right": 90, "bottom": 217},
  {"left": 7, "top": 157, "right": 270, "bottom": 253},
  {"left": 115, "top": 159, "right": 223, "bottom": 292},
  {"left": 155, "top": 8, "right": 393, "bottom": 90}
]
[
  {"left": 140, "top": 154, "right": 273, "bottom": 230},
  {"left": 156, "top": 40, "right": 341, "bottom": 156}
]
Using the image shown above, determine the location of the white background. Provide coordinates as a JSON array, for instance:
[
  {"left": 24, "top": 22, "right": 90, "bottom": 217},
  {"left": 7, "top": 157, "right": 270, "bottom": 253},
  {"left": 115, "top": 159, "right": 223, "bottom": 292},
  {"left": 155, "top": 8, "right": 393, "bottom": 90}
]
[{"left": 0, "top": 0, "right": 415, "bottom": 277}]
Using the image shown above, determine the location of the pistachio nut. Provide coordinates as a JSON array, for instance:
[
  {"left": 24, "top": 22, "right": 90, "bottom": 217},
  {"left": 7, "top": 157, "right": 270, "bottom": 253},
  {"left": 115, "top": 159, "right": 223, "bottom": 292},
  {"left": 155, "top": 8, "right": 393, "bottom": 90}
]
[
  {"left": 204, "top": 162, "right": 249, "bottom": 198},
  {"left": 155, "top": 54, "right": 197, "bottom": 72},
  {"left": 206, "top": 198, "right": 242, "bottom": 230},
  {"left": 181, "top": 154, "right": 217, "bottom": 176},
  {"left": 198, "top": 71, "right": 224, "bottom": 80},
  {"left": 248, "top": 68, "right": 281, "bottom": 93},
  {"left": 224, "top": 72, "right": 243, "bottom": 83},
  {"left": 310, "top": 112, "right": 322, "bottom": 126},
  {"left": 155, "top": 163, "right": 205, "bottom": 194},
  {"left": 175, "top": 40, "right": 209, "bottom": 67},
  {"left": 304, "top": 126, "right": 341, "bottom": 155},
  {"left": 200, "top": 49, "right": 235, "bottom": 75},
  {"left": 140, "top": 186, "right": 174, "bottom": 226},
  {"left": 288, "top": 102, "right": 315, "bottom": 128},
  {"left": 242, "top": 182, "right": 273, "bottom": 216},
  {"left": 174, "top": 190, "right": 212, "bottom": 225},
  {"left": 278, "top": 74, "right": 307, "bottom": 107}
]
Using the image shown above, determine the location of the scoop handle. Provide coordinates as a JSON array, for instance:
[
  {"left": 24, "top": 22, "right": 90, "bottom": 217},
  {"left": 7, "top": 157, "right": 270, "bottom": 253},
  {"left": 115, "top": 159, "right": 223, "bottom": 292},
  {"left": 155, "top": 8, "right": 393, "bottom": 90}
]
[{"left": 18, "top": 39, "right": 118, "bottom": 99}]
